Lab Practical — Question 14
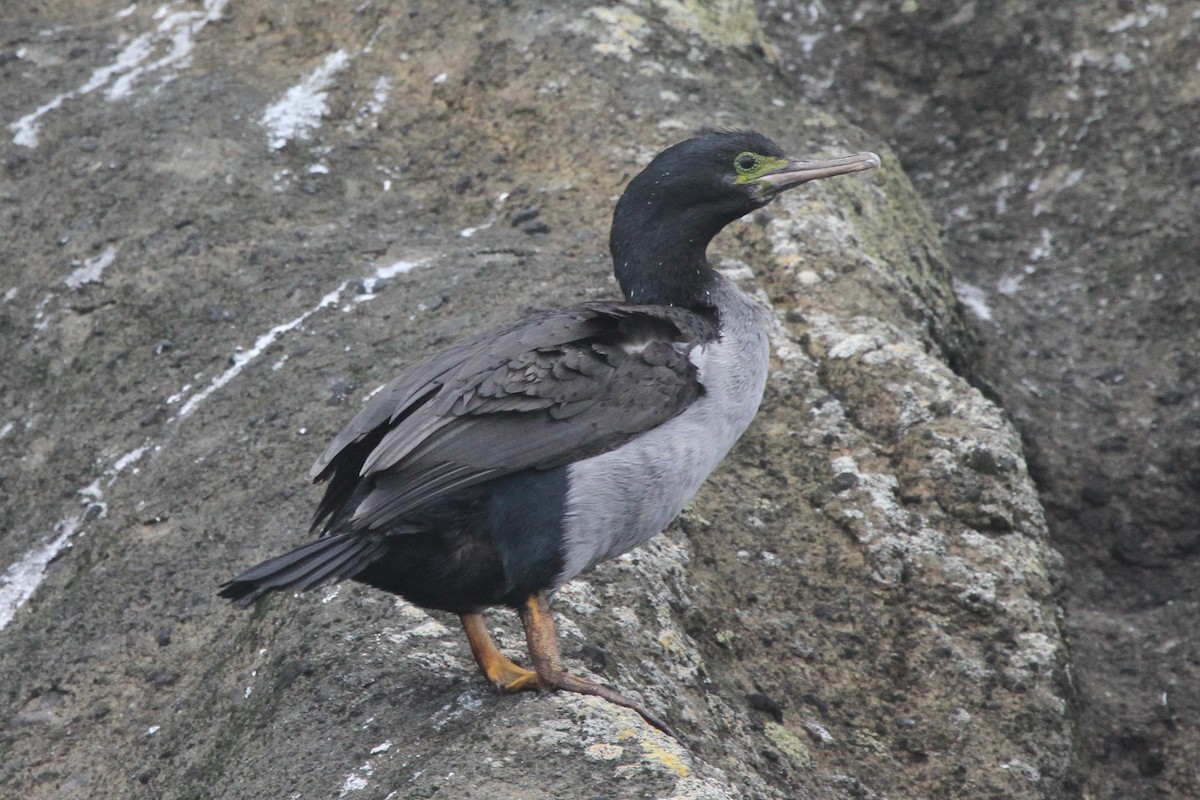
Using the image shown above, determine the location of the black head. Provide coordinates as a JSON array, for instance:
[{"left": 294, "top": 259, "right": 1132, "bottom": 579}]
[
  {"left": 610, "top": 130, "right": 879, "bottom": 307},
  {"left": 617, "top": 131, "right": 790, "bottom": 232}
]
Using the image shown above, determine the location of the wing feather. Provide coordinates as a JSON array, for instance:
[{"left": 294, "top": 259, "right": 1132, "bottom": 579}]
[{"left": 311, "top": 302, "right": 719, "bottom": 535}]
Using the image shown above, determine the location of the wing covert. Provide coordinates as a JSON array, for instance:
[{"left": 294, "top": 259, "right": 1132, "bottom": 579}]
[{"left": 311, "top": 302, "right": 718, "bottom": 533}]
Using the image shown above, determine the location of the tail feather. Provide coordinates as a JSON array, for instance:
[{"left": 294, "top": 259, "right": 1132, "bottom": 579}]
[
  {"left": 336, "top": 542, "right": 390, "bottom": 583},
  {"left": 273, "top": 537, "right": 385, "bottom": 591},
  {"left": 218, "top": 532, "right": 382, "bottom": 608}
]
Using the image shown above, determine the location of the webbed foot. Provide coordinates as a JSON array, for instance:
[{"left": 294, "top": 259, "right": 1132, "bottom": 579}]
[{"left": 518, "top": 593, "right": 676, "bottom": 738}]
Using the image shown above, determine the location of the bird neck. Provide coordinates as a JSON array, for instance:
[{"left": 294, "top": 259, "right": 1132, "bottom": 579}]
[{"left": 609, "top": 207, "right": 724, "bottom": 310}]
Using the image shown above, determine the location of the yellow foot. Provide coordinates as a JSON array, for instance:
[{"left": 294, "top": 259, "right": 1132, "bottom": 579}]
[
  {"left": 488, "top": 660, "right": 539, "bottom": 693},
  {"left": 460, "top": 611, "right": 538, "bottom": 693},
  {"left": 519, "top": 592, "right": 674, "bottom": 736}
]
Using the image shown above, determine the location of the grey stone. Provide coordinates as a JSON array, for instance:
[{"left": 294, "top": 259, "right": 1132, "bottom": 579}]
[
  {"left": 762, "top": 1, "right": 1200, "bottom": 796},
  {"left": 0, "top": 2, "right": 1078, "bottom": 799}
]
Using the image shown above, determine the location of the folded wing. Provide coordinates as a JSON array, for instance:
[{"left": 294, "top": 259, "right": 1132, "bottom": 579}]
[{"left": 309, "top": 302, "right": 719, "bottom": 535}]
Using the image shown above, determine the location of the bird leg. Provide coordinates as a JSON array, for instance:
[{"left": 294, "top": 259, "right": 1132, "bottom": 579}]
[
  {"left": 460, "top": 612, "right": 539, "bottom": 692},
  {"left": 518, "top": 593, "right": 675, "bottom": 737}
]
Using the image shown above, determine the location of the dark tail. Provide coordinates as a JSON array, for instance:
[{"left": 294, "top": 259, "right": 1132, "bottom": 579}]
[{"left": 218, "top": 532, "right": 386, "bottom": 608}]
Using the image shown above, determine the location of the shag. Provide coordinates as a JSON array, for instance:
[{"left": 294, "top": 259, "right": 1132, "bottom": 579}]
[{"left": 220, "top": 130, "right": 879, "bottom": 734}]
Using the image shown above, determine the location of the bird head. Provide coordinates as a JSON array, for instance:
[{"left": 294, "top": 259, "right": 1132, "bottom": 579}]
[
  {"left": 610, "top": 130, "right": 880, "bottom": 306},
  {"left": 615, "top": 130, "right": 879, "bottom": 232}
]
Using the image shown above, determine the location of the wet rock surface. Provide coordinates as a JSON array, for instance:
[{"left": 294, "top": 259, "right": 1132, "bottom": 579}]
[{"left": 0, "top": 1, "right": 1093, "bottom": 798}]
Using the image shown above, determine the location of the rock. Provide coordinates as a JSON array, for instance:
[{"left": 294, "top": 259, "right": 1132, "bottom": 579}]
[
  {"left": 762, "top": 1, "right": 1200, "bottom": 796},
  {"left": 0, "top": 2, "right": 1072, "bottom": 799}
]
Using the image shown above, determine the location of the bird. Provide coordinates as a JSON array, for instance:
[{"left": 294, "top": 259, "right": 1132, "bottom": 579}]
[{"left": 219, "top": 130, "right": 880, "bottom": 735}]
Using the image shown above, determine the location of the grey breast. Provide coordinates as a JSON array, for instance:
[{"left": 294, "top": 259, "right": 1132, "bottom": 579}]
[{"left": 556, "top": 276, "right": 771, "bottom": 586}]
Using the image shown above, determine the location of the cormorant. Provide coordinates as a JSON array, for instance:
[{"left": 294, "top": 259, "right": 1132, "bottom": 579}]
[{"left": 220, "top": 130, "right": 880, "bottom": 735}]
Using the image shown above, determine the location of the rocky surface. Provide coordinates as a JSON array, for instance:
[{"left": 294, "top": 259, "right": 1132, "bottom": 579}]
[
  {"left": 759, "top": 1, "right": 1200, "bottom": 797},
  {"left": 0, "top": 2, "right": 1077, "bottom": 798}
]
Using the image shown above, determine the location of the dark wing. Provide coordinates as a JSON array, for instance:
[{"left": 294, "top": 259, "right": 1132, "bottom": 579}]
[{"left": 309, "top": 302, "right": 718, "bottom": 534}]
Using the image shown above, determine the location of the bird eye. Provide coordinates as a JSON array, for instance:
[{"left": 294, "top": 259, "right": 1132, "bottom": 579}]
[{"left": 734, "top": 153, "right": 759, "bottom": 174}]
